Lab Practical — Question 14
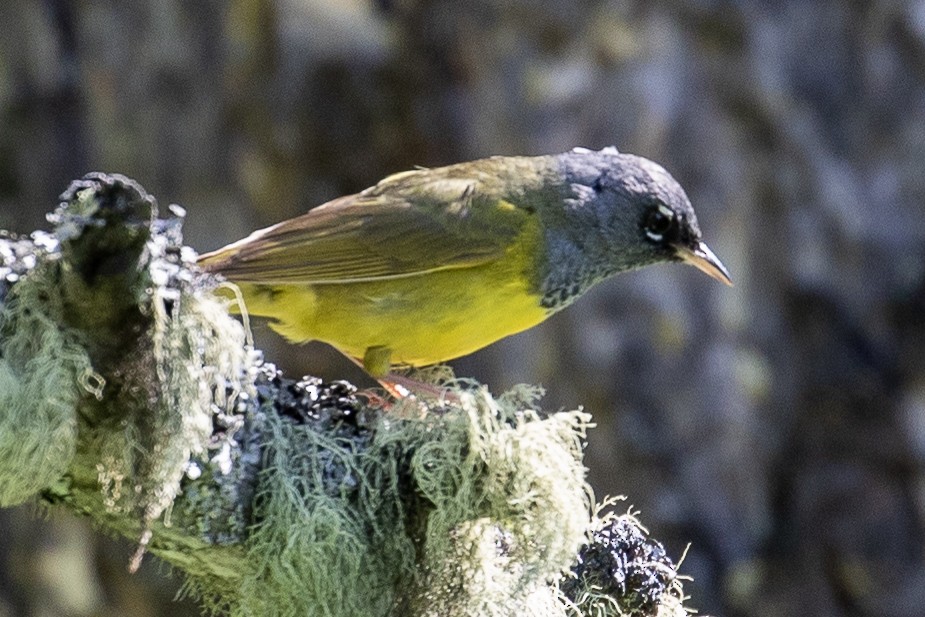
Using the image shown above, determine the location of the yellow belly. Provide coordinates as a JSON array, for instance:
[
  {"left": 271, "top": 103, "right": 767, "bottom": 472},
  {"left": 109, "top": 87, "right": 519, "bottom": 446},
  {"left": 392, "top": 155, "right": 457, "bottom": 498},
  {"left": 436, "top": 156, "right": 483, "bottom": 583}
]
[
  {"left": 237, "top": 258, "right": 548, "bottom": 367},
  {"left": 227, "top": 211, "right": 550, "bottom": 371}
]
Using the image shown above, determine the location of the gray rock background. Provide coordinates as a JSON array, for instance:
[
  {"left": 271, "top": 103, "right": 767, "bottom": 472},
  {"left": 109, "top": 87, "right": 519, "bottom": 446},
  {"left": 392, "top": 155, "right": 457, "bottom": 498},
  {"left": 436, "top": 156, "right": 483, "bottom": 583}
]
[{"left": 1, "top": 1, "right": 924, "bottom": 615}]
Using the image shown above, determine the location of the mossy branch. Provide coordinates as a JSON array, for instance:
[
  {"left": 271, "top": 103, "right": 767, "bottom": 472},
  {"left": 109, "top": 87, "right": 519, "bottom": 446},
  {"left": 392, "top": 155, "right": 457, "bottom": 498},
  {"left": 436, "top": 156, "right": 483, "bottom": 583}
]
[{"left": 0, "top": 173, "right": 689, "bottom": 617}]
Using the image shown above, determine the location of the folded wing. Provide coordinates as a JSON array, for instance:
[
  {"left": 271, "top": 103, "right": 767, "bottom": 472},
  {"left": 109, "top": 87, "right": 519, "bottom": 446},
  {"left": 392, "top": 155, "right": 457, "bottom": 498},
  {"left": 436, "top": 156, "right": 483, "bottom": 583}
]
[{"left": 198, "top": 172, "right": 533, "bottom": 284}]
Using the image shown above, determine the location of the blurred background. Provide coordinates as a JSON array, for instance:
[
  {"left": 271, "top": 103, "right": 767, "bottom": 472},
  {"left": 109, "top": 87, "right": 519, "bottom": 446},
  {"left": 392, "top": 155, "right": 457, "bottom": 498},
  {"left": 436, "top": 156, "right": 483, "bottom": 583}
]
[{"left": 1, "top": 0, "right": 924, "bottom": 615}]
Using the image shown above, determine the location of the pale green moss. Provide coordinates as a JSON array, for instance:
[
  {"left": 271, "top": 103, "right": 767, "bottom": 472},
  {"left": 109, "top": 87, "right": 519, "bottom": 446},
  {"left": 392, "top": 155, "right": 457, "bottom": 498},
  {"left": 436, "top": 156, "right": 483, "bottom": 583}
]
[
  {"left": 0, "top": 264, "right": 95, "bottom": 506},
  {"left": 189, "top": 382, "right": 593, "bottom": 617},
  {"left": 131, "top": 276, "right": 254, "bottom": 527},
  {"left": 407, "top": 386, "right": 593, "bottom": 617}
]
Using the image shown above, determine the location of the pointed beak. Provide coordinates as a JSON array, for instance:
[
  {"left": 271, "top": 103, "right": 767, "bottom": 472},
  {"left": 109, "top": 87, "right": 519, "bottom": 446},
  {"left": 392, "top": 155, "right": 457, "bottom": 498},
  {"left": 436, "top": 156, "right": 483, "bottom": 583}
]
[{"left": 675, "top": 241, "right": 733, "bottom": 286}]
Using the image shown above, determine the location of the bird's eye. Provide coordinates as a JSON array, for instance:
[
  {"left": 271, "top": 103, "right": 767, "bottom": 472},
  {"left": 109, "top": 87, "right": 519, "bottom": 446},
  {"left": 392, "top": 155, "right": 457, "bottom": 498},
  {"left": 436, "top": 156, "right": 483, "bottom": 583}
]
[{"left": 644, "top": 204, "right": 675, "bottom": 242}]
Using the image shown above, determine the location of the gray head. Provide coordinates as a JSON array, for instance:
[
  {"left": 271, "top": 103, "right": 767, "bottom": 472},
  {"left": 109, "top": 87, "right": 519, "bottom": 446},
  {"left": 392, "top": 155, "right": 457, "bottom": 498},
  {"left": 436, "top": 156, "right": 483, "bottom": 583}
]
[{"left": 537, "top": 147, "right": 730, "bottom": 309}]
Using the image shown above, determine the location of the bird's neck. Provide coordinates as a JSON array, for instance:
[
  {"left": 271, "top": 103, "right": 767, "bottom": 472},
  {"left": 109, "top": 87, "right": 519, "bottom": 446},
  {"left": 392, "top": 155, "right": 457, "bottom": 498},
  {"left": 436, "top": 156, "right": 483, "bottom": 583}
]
[
  {"left": 533, "top": 191, "right": 654, "bottom": 312},
  {"left": 535, "top": 232, "right": 621, "bottom": 312}
]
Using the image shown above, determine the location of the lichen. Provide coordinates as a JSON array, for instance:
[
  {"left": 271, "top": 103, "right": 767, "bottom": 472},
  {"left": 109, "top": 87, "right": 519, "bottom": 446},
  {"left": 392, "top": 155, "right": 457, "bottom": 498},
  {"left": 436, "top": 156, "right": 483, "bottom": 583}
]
[
  {"left": 183, "top": 381, "right": 593, "bottom": 617},
  {"left": 0, "top": 260, "right": 95, "bottom": 506}
]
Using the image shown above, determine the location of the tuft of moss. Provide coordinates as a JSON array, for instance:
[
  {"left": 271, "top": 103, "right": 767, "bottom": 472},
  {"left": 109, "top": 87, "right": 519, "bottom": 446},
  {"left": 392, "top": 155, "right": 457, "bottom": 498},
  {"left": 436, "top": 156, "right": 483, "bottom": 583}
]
[
  {"left": 407, "top": 385, "right": 593, "bottom": 617},
  {"left": 94, "top": 211, "right": 257, "bottom": 533},
  {"left": 184, "top": 380, "right": 593, "bottom": 617},
  {"left": 0, "top": 260, "right": 95, "bottom": 506}
]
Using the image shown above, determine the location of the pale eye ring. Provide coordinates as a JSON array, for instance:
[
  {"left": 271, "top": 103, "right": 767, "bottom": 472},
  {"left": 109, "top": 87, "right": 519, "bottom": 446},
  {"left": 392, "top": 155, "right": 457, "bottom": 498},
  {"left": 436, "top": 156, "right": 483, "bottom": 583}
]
[{"left": 644, "top": 204, "right": 675, "bottom": 241}]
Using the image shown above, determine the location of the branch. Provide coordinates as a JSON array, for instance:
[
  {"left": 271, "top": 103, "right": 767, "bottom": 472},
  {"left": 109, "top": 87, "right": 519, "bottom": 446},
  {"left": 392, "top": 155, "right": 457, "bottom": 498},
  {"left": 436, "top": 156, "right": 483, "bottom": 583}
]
[{"left": 0, "top": 173, "right": 689, "bottom": 617}]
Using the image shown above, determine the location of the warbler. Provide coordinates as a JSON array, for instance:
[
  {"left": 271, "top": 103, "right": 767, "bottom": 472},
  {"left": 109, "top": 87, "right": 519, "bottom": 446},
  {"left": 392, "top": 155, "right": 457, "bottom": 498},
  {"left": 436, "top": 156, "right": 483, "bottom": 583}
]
[{"left": 198, "top": 147, "right": 730, "bottom": 379}]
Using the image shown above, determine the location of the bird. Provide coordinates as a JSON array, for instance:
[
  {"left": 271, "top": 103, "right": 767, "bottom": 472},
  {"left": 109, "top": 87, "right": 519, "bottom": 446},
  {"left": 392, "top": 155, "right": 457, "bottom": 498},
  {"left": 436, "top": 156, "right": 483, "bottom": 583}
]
[{"left": 198, "top": 147, "right": 731, "bottom": 386}]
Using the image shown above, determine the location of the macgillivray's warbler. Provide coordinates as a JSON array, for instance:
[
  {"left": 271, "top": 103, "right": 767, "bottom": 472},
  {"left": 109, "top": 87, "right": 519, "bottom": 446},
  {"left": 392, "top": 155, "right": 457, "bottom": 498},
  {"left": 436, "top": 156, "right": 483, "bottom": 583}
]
[{"left": 198, "top": 147, "right": 731, "bottom": 385}]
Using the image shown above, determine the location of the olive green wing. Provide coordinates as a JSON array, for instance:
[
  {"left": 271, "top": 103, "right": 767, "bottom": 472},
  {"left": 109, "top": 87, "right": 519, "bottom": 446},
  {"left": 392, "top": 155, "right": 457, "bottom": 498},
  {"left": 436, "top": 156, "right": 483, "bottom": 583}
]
[{"left": 198, "top": 171, "right": 534, "bottom": 284}]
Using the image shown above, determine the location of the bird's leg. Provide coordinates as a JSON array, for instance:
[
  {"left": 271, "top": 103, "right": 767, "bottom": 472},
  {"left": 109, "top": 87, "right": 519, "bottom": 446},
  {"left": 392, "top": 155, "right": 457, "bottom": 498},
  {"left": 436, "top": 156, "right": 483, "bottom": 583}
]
[
  {"left": 358, "top": 346, "right": 413, "bottom": 399},
  {"left": 380, "top": 372, "right": 456, "bottom": 401},
  {"left": 375, "top": 377, "right": 412, "bottom": 400},
  {"left": 352, "top": 347, "right": 459, "bottom": 404},
  {"left": 362, "top": 345, "right": 393, "bottom": 380},
  {"left": 342, "top": 350, "right": 404, "bottom": 403}
]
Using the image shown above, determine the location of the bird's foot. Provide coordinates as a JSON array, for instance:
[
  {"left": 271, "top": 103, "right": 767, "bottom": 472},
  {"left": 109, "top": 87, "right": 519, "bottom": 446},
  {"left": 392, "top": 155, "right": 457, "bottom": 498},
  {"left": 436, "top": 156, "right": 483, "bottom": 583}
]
[{"left": 379, "top": 372, "right": 460, "bottom": 404}]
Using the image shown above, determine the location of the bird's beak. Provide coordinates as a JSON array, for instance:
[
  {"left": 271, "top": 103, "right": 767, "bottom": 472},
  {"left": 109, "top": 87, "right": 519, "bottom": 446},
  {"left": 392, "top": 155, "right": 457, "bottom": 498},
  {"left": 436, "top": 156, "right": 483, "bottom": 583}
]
[{"left": 675, "top": 241, "right": 733, "bottom": 286}]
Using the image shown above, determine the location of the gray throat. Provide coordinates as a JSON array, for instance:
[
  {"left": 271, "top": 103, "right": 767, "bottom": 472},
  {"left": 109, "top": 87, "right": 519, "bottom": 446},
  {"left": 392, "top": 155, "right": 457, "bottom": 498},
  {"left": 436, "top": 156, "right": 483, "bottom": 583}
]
[{"left": 537, "top": 232, "right": 619, "bottom": 312}]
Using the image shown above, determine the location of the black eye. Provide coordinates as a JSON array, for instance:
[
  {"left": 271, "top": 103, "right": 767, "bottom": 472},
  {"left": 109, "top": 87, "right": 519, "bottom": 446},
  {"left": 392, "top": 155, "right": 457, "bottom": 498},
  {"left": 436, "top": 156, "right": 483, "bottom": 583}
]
[{"left": 644, "top": 205, "right": 675, "bottom": 241}]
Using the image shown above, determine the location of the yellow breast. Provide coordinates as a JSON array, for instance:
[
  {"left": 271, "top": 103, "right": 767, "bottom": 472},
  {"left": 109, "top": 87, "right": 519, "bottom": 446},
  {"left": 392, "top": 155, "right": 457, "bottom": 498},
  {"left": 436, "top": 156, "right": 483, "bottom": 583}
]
[{"left": 234, "top": 220, "right": 548, "bottom": 368}]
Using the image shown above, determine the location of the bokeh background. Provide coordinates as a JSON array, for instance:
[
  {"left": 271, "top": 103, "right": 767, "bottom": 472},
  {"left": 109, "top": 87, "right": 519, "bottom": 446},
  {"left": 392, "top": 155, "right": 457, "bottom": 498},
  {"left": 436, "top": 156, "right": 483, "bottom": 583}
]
[{"left": 2, "top": 1, "right": 924, "bottom": 615}]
